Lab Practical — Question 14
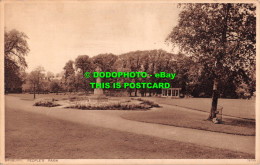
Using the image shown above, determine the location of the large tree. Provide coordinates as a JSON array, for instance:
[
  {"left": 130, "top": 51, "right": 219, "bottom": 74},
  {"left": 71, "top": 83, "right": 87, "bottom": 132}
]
[
  {"left": 4, "top": 29, "right": 30, "bottom": 93},
  {"left": 75, "top": 55, "right": 94, "bottom": 93},
  {"left": 166, "top": 3, "right": 256, "bottom": 119},
  {"left": 28, "top": 66, "right": 45, "bottom": 99},
  {"left": 50, "top": 80, "right": 62, "bottom": 95},
  {"left": 92, "top": 53, "right": 118, "bottom": 94},
  {"left": 63, "top": 60, "right": 75, "bottom": 93},
  {"left": 116, "top": 50, "right": 178, "bottom": 97}
]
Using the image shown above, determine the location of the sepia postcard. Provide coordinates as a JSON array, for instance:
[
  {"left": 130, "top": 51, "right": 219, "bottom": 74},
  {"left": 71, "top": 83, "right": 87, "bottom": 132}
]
[{"left": 0, "top": 0, "right": 259, "bottom": 164}]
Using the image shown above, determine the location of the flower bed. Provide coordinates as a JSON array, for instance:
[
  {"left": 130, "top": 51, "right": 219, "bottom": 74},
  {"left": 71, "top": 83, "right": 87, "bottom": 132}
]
[
  {"left": 34, "top": 98, "right": 60, "bottom": 107},
  {"left": 67, "top": 99, "right": 159, "bottom": 110}
]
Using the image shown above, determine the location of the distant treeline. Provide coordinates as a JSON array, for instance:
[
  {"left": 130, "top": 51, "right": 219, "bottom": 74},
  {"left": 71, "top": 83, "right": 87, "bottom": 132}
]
[{"left": 20, "top": 49, "right": 255, "bottom": 99}]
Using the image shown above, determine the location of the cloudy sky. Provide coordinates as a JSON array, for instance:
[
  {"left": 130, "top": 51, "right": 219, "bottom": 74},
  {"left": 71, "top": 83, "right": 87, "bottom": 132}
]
[{"left": 5, "top": 1, "right": 180, "bottom": 74}]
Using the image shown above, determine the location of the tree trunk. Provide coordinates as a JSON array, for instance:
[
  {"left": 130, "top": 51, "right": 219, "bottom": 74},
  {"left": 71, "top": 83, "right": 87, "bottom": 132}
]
[
  {"left": 208, "top": 4, "right": 231, "bottom": 120},
  {"left": 149, "top": 89, "right": 152, "bottom": 97},
  {"left": 84, "top": 79, "right": 87, "bottom": 95},
  {"left": 208, "top": 78, "right": 218, "bottom": 119},
  {"left": 33, "top": 84, "right": 36, "bottom": 99}
]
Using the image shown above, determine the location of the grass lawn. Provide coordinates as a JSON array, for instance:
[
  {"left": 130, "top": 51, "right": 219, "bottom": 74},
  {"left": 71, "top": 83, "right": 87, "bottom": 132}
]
[
  {"left": 7, "top": 93, "right": 82, "bottom": 101},
  {"left": 10, "top": 93, "right": 255, "bottom": 120},
  {"left": 5, "top": 105, "right": 254, "bottom": 159},
  {"left": 122, "top": 105, "right": 255, "bottom": 136},
  {"left": 141, "top": 97, "right": 255, "bottom": 119}
]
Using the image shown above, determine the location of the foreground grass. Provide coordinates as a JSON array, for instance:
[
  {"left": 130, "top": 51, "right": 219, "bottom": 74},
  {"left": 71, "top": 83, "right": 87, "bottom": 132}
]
[
  {"left": 122, "top": 105, "right": 255, "bottom": 136},
  {"left": 5, "top": 106, "right": 253, "bottom": 159}
]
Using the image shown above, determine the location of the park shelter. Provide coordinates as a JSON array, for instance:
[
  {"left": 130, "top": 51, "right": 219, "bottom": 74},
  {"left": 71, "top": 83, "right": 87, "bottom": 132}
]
[{"left": 162, "top": 88, "right": 181, "bottom": 98}]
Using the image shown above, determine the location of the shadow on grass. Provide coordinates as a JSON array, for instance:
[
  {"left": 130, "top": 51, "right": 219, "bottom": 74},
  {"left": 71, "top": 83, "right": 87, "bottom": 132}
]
[
  {"left": 122, "top": 107, "right": 255, "bottom": 136},
  {"left": 222, "top": 118, "right": 255, "bottom": 129}
]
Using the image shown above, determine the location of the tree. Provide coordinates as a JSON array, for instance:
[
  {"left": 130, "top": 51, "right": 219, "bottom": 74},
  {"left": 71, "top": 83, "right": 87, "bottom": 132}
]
[
  {"left": 92, "top": 53, "right": 118, "bottom": 72},
  {"left": 235, "top": 82, "right": 251, "bottom": 99},
  {"left": 116, "top": 50, "right": 177, "bottom": 97},
  {"left": 74, "top": 71, "right": 84, "bottom": 92},
  {"left": 63, "top": 60, "right": 75, "bottom": 93},
  {"left": 92, "top": 53, "right": 118, "bottom": 94},
  {"left": 112, "top": 55, "right": 133, "bottom": 96},
  {"left": 55, "top": 71, "right": 65, "bottom": 92},
  {"left": 127, "top": 54, "right": 141, "bottom": 97},
  {"left": 46, "top": 71, "right": 55, "bottom": 81},
  {"left": 75, "top": 55, "right": 94, "bottom": 93},
  {"left": 50, "top": 80, "right": 61, "bottom": 95},
  {"left": 167, "top": 3, "right": 256, "bottom": 119},
  {"left": 172, "top": 53, "right": 199, "bottom": 96},
  {"left": 4, "top": 29, "right": 30, "bottom": 93},
  {"left": 28, "top": 66, "right": 45, "bottom": 99}
]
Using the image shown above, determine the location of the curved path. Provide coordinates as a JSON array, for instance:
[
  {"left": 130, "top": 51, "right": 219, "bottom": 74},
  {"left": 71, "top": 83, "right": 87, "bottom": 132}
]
[{"left": 5, "top": 96, "right": 255, "bottom": 154}]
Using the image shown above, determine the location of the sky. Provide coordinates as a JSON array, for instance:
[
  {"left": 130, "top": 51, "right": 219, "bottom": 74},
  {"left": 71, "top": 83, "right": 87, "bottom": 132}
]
[{"left": 5, "top": 1, "right": 180, "bottom": 74}]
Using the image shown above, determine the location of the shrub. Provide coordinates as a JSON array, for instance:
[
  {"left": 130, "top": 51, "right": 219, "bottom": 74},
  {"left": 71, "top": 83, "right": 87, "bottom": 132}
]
[
  {"left": 68, "top": 96, "right": 89, "bottom": 102},
  {"left": 34, "top": 99, "right": 60, "bottom": 107},
  {"left": 52, "top": 98, "right": 59, "bottom": 101},
  {"left": 133, "top": 98, "right": 160, "bottom": 108},
  {"left": 140, "top": 100, "right": 160, "bottom": 107}
]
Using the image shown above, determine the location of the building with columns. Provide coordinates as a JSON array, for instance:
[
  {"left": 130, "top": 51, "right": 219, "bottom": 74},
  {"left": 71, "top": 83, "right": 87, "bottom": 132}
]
[{"left": 162, "top": 88, "right": 181, "bottom": 98}]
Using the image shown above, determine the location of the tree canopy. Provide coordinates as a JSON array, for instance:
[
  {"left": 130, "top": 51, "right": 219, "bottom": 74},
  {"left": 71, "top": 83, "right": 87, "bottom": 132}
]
[
  {"left": 5, "top": 29, "right": 30, "bottom": 92},
  {"left": 28, "top": 66, "right": 45, "bottom": 98},
  {"left": 166, "top": 3, "right": 256, "bottom": 84},
  {"left": 166, "top": 3, "right": 256, "bottom": 119}
]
